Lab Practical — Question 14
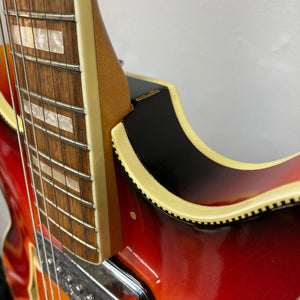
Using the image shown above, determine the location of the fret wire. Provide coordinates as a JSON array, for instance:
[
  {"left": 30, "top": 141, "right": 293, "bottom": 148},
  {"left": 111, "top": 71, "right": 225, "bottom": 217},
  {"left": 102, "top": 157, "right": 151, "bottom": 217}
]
[
  {"left": 13, "top": 50, "right": 81, "bottom": 71},
  {"left": 31, "top": 167, "right": 95, "bottom": 208},
  {"left": 9, "top": 1, "right": 53, "bottom": 299},
  {"left": 7, "top": 0, "right": 97, "bottom": 264},
  {"left": 32, "top": 154, "right": 80, "bottom": 193},
  {"left": 18, "top": 86, "right": 85, "bottom": 114},
  {"left": 28, "top": 1, "right": 71, "bottom": 281},
  {"left": 0, "top": 5, "right": 50, "bottom": 299},
  {"left": 42, "top": 1, "right": 75, "bottom": 298},
  {"left": 24, "top": 117, "right": 89, "bottom": 149},
  {"left": 6, "top": 9, "right": 76, "bottom": 22},
  {"left": 38, "top": 209, "right": 99, "bottom": 252},
  {"left": 26, "top": 2, "right": 62, "bottom": 299},
  {"left": 57, "top": 0, "right": 90, "bottom": 260},
  {"left": 26, "top": 143, "right": 92, "bottom": 180},
  {"left": 23, "top": 98, "right": 74, "bottom": 133},
  {"left": 35, "top": 189, "right": 96, "bottom": 231}
]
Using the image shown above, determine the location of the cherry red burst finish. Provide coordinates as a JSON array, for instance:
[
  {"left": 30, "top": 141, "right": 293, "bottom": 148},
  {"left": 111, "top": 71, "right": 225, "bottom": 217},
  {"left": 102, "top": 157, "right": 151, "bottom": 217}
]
[
  {"left": 0, "top": 119, "right": 33, "bottom": 299},
  {"left": 1, "top": 54, "right": 300, "bottom": 300},
  {"left": 0, "top": 43, "right": 32, "bottom": 299},
  {"left": 115, "top": 163, "right": 300, "bottom": 300}
]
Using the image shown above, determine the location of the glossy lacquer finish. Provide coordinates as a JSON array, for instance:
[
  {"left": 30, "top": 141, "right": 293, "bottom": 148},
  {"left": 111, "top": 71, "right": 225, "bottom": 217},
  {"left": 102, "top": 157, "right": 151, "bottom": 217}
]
[
  {"left": 1, "top": 55, "right": 300, "bottom": 300},
  {"left": 123, "top": 80, "right": 300, "bottom": 207},
  {"left": 0, "top": 117, "right": 33, "bottom": 300},
  {"left": 2, "top": 116, "right": 300, "bottom": 300},
  {"left": 115, "top": 159, "right": 300, "bottom": 299}
]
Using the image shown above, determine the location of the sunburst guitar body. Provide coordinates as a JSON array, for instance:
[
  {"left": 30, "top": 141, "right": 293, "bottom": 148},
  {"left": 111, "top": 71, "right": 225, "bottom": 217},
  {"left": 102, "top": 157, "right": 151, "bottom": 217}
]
[{"left": 1, "top": 1, "right": 300, "bottom": 300}]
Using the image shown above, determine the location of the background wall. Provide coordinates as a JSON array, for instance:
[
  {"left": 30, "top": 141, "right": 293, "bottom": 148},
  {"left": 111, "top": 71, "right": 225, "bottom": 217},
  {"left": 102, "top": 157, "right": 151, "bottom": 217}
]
[
  {"left": 101, "top": 0, "right": 300, "bottom": 162},
  {"left": 1, "top": 0, "right": 300, "bottom": 248}
]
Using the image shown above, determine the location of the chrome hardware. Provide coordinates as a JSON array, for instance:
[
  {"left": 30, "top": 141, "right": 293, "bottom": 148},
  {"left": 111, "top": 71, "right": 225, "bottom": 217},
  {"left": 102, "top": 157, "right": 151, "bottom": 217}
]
[
  {"left": 75, "top": 284, "right": 84, "bottom": 293},
  {"left": 66, "top": 275, "right": 73, "bottom": 283},
  {"left": 37, "top": 232, "right": 150, "bottom": 300}
]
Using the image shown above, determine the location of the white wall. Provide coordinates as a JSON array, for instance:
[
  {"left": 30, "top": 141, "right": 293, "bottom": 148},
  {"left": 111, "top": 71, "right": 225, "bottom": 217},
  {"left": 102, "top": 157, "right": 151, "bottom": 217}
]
[
  {"left": 1, "top": 1, "right": 300, "bottom": 247},
  {"left": 0, "top": 190, "right": 9, "bottom": 251},
  {"left": 100, "top": 0, "right": 300, "bottom": 163}
]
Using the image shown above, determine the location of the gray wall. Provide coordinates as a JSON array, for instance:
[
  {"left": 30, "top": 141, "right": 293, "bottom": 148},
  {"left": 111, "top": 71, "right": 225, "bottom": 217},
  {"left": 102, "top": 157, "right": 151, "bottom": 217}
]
[
  {"left": 101, "top": 0, "right": 300, "bottom": 163},
  {"left": 1, "top": 0, "right": 300, "bottom": 248}
]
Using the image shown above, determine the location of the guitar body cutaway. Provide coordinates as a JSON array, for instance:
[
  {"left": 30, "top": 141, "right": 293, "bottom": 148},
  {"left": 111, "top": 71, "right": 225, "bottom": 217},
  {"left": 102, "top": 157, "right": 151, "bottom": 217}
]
[
  {"left": 1, "top": 1, "right": 300, "bottom": 298},
  {"left": 113, "top": 73, "right": 300, "bottom": 225}
]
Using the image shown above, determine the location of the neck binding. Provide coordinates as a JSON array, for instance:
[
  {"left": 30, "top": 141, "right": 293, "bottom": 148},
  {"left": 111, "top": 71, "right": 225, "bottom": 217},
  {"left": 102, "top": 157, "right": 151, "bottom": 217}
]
[{"left": 5, "top": 0, "right": 131, "bottom": 264}]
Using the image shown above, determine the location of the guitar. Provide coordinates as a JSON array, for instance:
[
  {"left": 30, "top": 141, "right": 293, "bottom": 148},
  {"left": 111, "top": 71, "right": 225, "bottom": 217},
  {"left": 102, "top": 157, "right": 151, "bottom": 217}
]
[{"left": 0, "top": 0, "right": 300, "bottom": 299}]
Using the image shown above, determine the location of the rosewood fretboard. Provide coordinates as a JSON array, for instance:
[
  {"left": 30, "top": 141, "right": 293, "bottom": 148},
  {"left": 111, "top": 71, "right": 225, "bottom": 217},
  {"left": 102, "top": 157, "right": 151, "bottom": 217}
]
[{"left": 4, "top": 0, "right": 131, "bottom": 264}]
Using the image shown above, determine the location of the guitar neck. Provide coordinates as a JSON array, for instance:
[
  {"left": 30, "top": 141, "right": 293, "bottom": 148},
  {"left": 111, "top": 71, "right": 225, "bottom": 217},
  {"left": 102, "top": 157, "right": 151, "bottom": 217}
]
[{"left": 4, "top": 0, "right": 131, "bottom": 264}]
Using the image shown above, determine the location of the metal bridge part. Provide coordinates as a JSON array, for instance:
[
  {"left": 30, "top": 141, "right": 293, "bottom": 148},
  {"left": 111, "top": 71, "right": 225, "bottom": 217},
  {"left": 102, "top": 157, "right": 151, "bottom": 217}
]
[{"left": 36, "top": 232, "right": 150, "bottom": 300}]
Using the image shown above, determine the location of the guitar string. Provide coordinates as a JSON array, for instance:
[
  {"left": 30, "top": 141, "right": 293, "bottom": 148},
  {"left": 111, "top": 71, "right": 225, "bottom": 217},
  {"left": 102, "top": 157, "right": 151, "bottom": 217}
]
[
  {"left": 57, "top": 0, "right": 91, "bottom": 261},
  {"left": 41, "top": 0, "right": 71, "bottom": 297},
  {"left": 63, "top": 0, "right": 93, "bottom": 261},
  {"left": 0, "top": 9, "right": 50, "bottom": 300},
  {"left": 44, "top": 0, "right": 77, "bottom": 258},
  {"left": 24, "top": 2, "right": 61, "bottom": 299},
  {"left": 31, "top": 0, "right": 95, "bottom": 266},
  {"left": 4, "top": 2, "right": 94, "bottom": 293},
  {"left": 38, "top": 0, "right": 85, "bottom": 294},
  {"left": 28, "top": 0, "right": 64, "bottom": 298},
  {"left": 56, "top": 0, "right": 76, "bottom": 258},
  {"left": 14, "top": 1, "right": 56, "bottom": 298},
  {"left": 2, "top": 1, "right": 51, "bottom": 299},
  {"left": 10, "top": 0, "right": 55, "bottom": 299}
]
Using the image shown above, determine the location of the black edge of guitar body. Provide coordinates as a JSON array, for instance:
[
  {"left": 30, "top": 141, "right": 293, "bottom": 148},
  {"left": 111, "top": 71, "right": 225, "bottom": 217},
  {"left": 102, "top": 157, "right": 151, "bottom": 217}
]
[
  {"left": 125, "top": 75, "right": 245, "bottom": 204},
  {"left": 123, "top": 75, "right": 300, "bottom": 226},
  {"left": 125, "top": 76, "right": 199, "bottom": 199}
]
